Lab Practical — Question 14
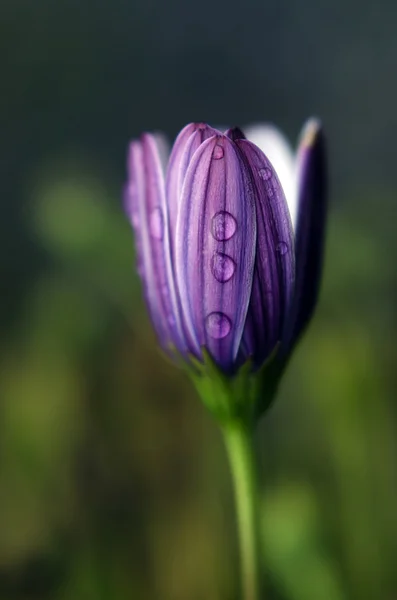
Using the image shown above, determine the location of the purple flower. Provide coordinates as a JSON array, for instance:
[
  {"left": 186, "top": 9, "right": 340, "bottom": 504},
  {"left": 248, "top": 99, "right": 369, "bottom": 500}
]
[{"left": 125, "top": 120, "right": 326, "bottom": 374}]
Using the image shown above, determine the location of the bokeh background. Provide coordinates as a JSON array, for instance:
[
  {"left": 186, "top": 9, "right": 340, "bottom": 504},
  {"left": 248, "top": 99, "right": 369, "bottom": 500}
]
[{"left": 1, "top": 1, "right": 397, "bottom": 599}]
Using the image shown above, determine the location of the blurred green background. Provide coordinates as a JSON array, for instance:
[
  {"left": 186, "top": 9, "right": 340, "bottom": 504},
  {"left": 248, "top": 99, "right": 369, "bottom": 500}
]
[{"left": 1, "top": 1, "right": 397, "bottom": 599}]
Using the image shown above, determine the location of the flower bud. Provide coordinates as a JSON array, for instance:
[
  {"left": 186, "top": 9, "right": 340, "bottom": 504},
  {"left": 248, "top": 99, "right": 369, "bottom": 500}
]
[{"left": 125, "top": 120, "right": 326, "bottom": 379}]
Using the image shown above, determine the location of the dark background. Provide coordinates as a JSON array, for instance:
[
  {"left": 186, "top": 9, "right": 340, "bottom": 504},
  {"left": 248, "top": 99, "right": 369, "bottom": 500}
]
[{"left": 1, "top": 1, "right": 397, "bottom": 599}]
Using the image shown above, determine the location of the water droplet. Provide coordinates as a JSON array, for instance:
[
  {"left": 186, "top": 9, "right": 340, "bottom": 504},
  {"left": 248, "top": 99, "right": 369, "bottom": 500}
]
[
  {"left": 211, "top": 211, "right": 237, "bottom": 241},
  {"left": 258, "top": 167, "right": 272, "bottom": 180},
  {"left": 211, "top": 252, "right": 236, "bottom": 282},
  {"left": 276, "top": 242, "right": 288, "bottom": 255},
  {"left": 213, "top": 144, "right": 224, "bottom": 159},
  {"left": 205, "top": 312, "right": 231, "bottom": 339},
  {"left": 149, "top": 207, "right": 164, "bottom": 240},
  {"left": 264, "top": 181, "right": 274, "bottom": 197}
]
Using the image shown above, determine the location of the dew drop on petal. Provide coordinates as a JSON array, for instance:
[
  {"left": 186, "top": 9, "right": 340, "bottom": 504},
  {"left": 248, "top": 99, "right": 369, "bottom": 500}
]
[
  {"left": 205, "top": 312, "right": 232, "bottom": 339},
  {"left": 149, "top": 207, "right": 164, "bottom": 240},
  {"left": 211, "top": 211, "right": 237, "bottom": 241},
  {"left": 258, "top": 167, "right": 272, "bottom": 180},
  {"left": 265, "top": 181, "right": 274, "bottom": 197},
  {"left": 276, "top": 242, "right": 288, "bottom": 255},
  {"left": 211, "top": 252, "right": 236, "bottom": 282},
  {"left": 213, "top": 144, "right": 224, "bottom": 159}
]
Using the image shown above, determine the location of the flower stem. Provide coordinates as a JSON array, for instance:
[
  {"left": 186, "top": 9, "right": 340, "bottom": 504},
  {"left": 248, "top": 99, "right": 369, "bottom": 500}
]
[{"left": 221, "top": 419, "right": 262, "bottom": 600}]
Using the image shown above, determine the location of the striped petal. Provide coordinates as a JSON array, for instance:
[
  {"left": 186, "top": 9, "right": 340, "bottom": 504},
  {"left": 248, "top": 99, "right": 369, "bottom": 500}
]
[
  {"left": 284, "top": 119, "right": 327, "bottom": 350},
  {"left": 224, "top": 126, "right": 246, "bottom": 141},
  {"left": 125, "top": 134, "right": 185, "bottom": 352},
  {"left": 175, "top": 135, "right": 257, "bottom": 372},
  {"left": 236, "top": 139, "right": 295, "bottom": 367},
  {"left": 244, "top": 124, "right": 297, "bottom": 227},
  {"left": 166, "top": 123, "right": 219, "bottom": 247}
]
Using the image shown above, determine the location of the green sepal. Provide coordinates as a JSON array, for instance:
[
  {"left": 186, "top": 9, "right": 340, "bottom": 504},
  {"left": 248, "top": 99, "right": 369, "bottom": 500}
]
[{"left": 184, "top": 345, "right": 285, "bottom": 426}]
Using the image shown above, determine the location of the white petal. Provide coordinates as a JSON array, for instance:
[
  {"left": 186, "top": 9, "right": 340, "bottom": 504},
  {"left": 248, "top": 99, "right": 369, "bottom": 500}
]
[
  {"left": 153, "top": 132, "right": 171, "bottom": 172},
  {"left": 244, "top": 124, "right": 298, "bottom": 228}
]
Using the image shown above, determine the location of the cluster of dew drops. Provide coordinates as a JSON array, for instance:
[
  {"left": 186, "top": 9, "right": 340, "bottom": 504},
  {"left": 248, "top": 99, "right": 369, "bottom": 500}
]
[
  {"left": 204, "top": 145, "right": 288, "bottom": 341},
  {"left": 142, "top": 142, "right": 288, "bottom": 342}
]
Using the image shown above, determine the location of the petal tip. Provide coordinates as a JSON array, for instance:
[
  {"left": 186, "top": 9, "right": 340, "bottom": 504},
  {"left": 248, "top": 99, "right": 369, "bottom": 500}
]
[
  {"left": 225, "top": 126, "right": 246, "bottom": 141},
  {"left": 300, "top": 118, "right": 323, "bottom": 148}
]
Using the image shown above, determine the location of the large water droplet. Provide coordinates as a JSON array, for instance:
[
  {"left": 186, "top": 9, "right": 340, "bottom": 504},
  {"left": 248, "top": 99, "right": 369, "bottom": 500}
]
[
  {"left": 276, "top": 241, "right": 288, "bottom": 255},
  {"left": 149, "top": 207, "right": 164, "bottom": 240},
  {"left": 211, "top": 211, "right": 237, "bottom": 241},
  {"left": 205, "top": 312, "right": 232, "bottom": 339},
  {"left": 213, "top": 145, "right": 224, "bottom": 159},
  {"left": 258, "top": 167, "right": 272, "bottom": 180},
  {"left": 211, "top": 252, "right": 236, "bottom": 282}
]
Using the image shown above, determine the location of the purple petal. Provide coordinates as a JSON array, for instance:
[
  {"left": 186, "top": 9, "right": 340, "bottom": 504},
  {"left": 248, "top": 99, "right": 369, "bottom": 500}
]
[
  {"left": 285, "top": 119, "right": 327, "bottom": 350},
  {"left": 175, "top": 135, "right": 257, "bottom": 372},
  {"left": 236, "top": 139, "right": 295, "bottom": 366},
  {"left": 165, "top": 123, "right": 219, "bottom": 248},
  {"left": 244, "top": 124, "right": 296, "bottom": 226},
  {"left": 125, "top": 134, "right": 185, "bottom": 352},
  {"left": 225, "top": 127, "right": 246, "bottom": 141}
]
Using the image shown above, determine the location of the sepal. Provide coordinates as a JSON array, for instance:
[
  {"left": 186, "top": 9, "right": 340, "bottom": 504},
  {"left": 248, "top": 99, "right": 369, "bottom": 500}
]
[{"left": 185, "top": 346, "right": 285, "bottom": 425}]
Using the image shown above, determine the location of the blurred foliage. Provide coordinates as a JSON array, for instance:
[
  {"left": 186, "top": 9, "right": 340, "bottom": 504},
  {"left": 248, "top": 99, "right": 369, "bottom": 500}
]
[{"left": 0, "top": 152, "right": 396, "bottom": 600}]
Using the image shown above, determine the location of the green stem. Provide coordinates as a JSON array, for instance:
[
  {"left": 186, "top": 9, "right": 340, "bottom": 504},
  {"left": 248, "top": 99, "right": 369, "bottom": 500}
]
[{"left": 221, "top": 420, "right": 262, "bottom": 600}]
